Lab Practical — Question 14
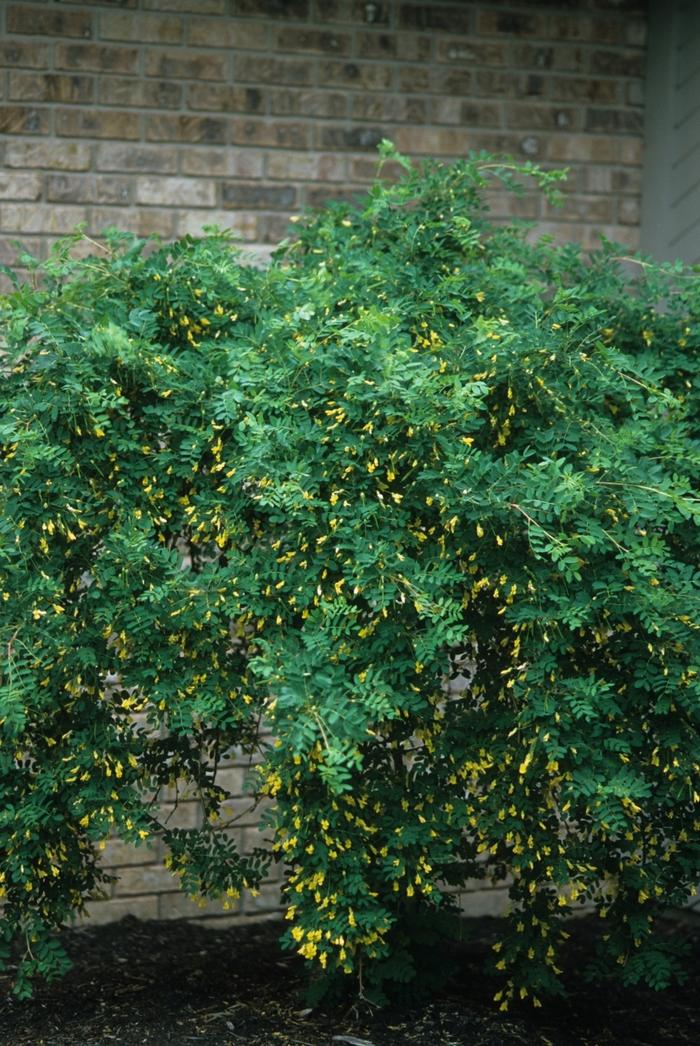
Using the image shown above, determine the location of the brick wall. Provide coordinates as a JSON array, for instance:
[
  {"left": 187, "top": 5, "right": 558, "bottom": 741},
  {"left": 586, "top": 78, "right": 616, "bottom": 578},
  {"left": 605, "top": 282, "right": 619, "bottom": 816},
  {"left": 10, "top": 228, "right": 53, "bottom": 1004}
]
[
  {"left": 1, "top": 0, "right": 647, "bottom": 277},
  {"left": 1, "top": 0, "right": 649, "bottom": 928}
]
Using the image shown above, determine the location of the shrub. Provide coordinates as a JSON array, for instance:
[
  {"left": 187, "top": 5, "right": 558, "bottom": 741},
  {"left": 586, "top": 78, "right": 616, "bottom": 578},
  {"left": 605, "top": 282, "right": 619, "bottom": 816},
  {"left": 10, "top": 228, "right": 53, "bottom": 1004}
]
[{"left": 2, "top": 145, "right": 700, "bottom": 1008}]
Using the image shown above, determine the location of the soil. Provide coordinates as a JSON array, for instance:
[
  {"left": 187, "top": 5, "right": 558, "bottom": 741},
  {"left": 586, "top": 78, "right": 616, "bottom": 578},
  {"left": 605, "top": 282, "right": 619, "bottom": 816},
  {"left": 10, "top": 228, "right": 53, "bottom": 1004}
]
[{"left": 1, "top": 911, "right": 699, "bottom": 1046}]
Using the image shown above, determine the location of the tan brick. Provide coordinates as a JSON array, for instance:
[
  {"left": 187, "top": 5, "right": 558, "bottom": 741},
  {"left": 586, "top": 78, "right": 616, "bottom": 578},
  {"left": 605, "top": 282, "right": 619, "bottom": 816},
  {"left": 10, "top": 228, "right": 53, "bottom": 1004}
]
[
  {"left": 101, "top": 837, "right": 159, "bottom": 868},
  {"left": 0, "top": 106, "right": 49, "bottom": 135},
  {"left": 149, "top": 799, "right": 201, "bottom": 829},
  {"left": 232, "top": 0, "right": 309, "bottom": 15},
  {"left": 591, "top": 50, "right": 645, "bottom": 78},
  {"left": 585, "top": 108, "right": 644, "bottom": 134},
  {"left": 266, "top": 150, "right": 345, "bottom": 181},
  {"left": 275, "top": 27, "right": 350, "bottom": 54},
  {"left": 56, "top": 108, "right": 139, "bottom": 140},
  {"left": 180, "top": 147, "right": 264, "bottom": 178},
  {"left": 187, "top": 84, "right": 264, "bottom": 113},
  {"left": 5, "top": 140, "right": 91, "bottom": 170},
  {"left": 187, "top": 19, "right": 267, "bottom": 50},
  {"left": 47, "top": 173, "right": 131, "bottom": 204},
  {"left": 222, "top": 182, "right": 297, "bottom": 210},
  {"left": 348, "top": 156, "right": 405, "bottom": 182},
  {"left": 9, "top": 72, "right": 94, "bottom": 105},
  {"left": 146, "top": 114, "right": 227, "bottom": 144},
  {"left": 0, "top": 202, "right": 88, "bottom": 234},
  {"left": 436, "top": 39, "right": 506, "bottom": 65},
  {"left": 99, "top": 11, "right": 184, "bottom": 44},
  {"left": 113, "top": 863, "right": 177, "bottom": 896},
  {"left": 96, "top": 143, "right": 178, "bottom": 173},
  {"left": 548, "top": 134, "right": 643, "bottom": 165},
  {"left": 352, "top": 93, "right": 428, "bottom": 123},
  {"left": 99, "top": 77, "right": 182, "bottom": 109},
  {"left": 391, "top": 126, "right": 471, "bottom": 156},
  {"left": 482, "top": 190, "right": 540, "bottom": 220},
  {"left": 145, "top": 49, "right": 227, "bottom": 82},
  {"left": 0, "top": 42, "right": 50, "bottom": 69},
  {"left": 55, "top": 44, "right": 139, "bottom": 75},
  {"left": 618, "top": 196, "right": 641, "bottom": 225},
  {"left": 240, "top": 880, "right": 282, "bottom": 915},
  {"left": 231, "top": 118, "right": 311, "bottom": 149},
  {"left": 303, "top": 184, "right": 363, "bottom": 208},
  {"left": 544, "top": 194, "right": 615, "bottom": 224},
  {"left": 136, "top": 176, "right": 216, "bottom": 208},
  {"left": 236, "top": 54, "right": 314, "bottom": 86},
  {"left": 176, "top": 209, "right": 258, "bottom": 241},
  {"left": 510, "top": 43, "right": 587, "bottom": 74},
  {"left": 0, "top": 171, "right": 42, "bottom": 200},
  {"left": 399, "top": 3, "right": 472, "bottom": 33},
  {"left": 317, "top": 124, "right": 384, "bottom": 150},
  {"left": 0, "top": 235, "right": 43, "bottom": 265},
  {"left": 212, "top": 766, "right": 248, "bottom": 795},
  {"left": 432, "top": 97, "right": 501, "bottom": 126},
  {"left": 90, "top": 205, "right": 175, "bottom": 239},
  {"left": 476, "top": 9, "right": 541, "bottom": 36},
  {"left": 582, "top": 223, "right": 638, "bottom": 250},
  {"left": 145, "top": 0, "right": 225, "bottom": 10},
  {"left": 318, "top": 59, "right": 393, "bottom": 90},
  {"left": 80, "top": 895, "right": 159, "bottom": 926},
  {"left": 268, "top": 88, "right": 347, "bottom": 118},
  {"left": 505, "top": 103, "right": 580, "bottom": 131},
  {"left": 549, "top": 76, "right": 620, "bottom": 104},
  {"left": 7, "top": 4, "right": 93, "bottom": 39},
  {"left": 157, "top": 891, "right": 234, "bottom": 920},
  {"left": 458, "top": 888, "right": 509, "bottom": 918}
]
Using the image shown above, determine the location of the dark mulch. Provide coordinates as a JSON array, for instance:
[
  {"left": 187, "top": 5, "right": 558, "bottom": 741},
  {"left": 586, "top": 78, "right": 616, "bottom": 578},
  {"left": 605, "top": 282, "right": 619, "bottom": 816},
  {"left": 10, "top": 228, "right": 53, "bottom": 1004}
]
[{"left": 1, "top": 911, "right": 699, "bottom": 1045}]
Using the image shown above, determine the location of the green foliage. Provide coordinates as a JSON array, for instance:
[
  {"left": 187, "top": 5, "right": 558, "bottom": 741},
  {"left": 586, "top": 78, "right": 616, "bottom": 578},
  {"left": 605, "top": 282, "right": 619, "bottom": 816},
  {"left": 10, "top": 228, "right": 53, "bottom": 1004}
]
[{"left": 2, "top": 145, "right": 700, "bottom": 1008}]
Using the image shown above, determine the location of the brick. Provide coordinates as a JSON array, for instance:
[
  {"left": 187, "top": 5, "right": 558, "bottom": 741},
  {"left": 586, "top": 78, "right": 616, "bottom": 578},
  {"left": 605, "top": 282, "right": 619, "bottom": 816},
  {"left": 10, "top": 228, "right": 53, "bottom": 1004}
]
[
  {"left": 101, "top": 838, "right": 158, "bottom": 868},
  {"left": 317, "top": 125, "right": 385, "bottom": 150},
  {"left": 275, "top": 27, "right": 350, "bottom": 54},
  {"left": 146, "top": 114, "right": 227, "bottom": 144},
  {"left": 316, "top": 0, "right": 390, "bottom": 24},
  {"left": 240, "top": 880, "right": 282, "bottom": 915},
  {"left": 180, "top": 147, "right": 264, "bottom": 177},
  {"left": 348, "top": 156, "right": 405, "bottom": 182},
  {"left": 304, "top": 185, "right": 364, "bottom": 209},
  {"left": 549, "top": 76, "right": 620, "bottom": 104},
  {"left": 506, "top": 103, "right": 579, "bottom": 131},
  {"left": 398, "top": 66, "right": 431, "bottom": 92},
  {"left": 545, "top": 194, "right": 615, "bottom": 223},
  {"left": 113, "top": 863, "right": 177, "bottom": 896},
  {"left": 392, "top": 125, "right": 471, "bottom": 155},
  {"left": 510, "top": 43, "right": 588, "bottom": 73},
  {"left": 145, "top": 49, "right": 228, "bottom": 81},
  {"left": 432, "top": 69, "right": 472, "bottom": 96},
  {"left": 56, "top": 108, "right": 139, "bottom": 140},
  {"left": 482, "top": 190, "right": 540, "bottom": 220},
  {"left": 231, "top": 118, "right": 311, "bottom": 149},
  {"left": 432, "top": 98, "right": 501, "bottom": 126},
  {"left": 0, "top": 203, "right": 88, "bottom": 234},
  {"left": 0, "top": 235, "right": 43, "bottom": 266},
  {"left": 318, "top": 60, "right": 393, "bottom": 90},
  {"left": 610, "top": 167, "right": 643, "bottom": 193},
  {"left": 187, "top": 19, "right": 267, "bottom": 49},
  {"left": 352, "top": 93, "right": 427, "bottom": 123},
  {"left": 268, "top": 88, "right": 347, "bottom": 118},
  {"left": 136, "top": 176, "right": 216, "bottom": 207},
  {"left": 582, "top": 223, "right": 638, "bottom": 250},
  {"left": 47, "top": 173, "right": 131, "bottom": 204},
  {"left": 0, "top": 106, "right": 49, "bottom": 135},
  {"left": 458, "top": 888, "right": 509, "bottom": 918},
  {"left": 266, "top": 150, "right": 345, "bottom": 181},
  {"left": 626, "top": 80, "right": 644, "bottom": 107},
  {"left": 585, "top": 108, "right": 644, "bottom": 134},
  {"left": 0, "top": 171, "right": 42, "bottom": 200},
  {"left": 476, "top": 10, "right": 542, "bottom": 36},
  {"left": 235, "top": 54, "right": 313, "bottom": 86},
  {"left": 144, "top": 0, "right": 224, "bottom": 10},
  {"left": 96, "top": 143, "right": 177, "bottom": 173},
  {"left": 6, "top": 140, "right": 91, "bottom": 170},
  {"left": 80, "top": 896, "right": 159, "bottom": 926},
  {"left": 99, "top": 77, "right": 182, "bottom": 109},
  {"left": 618, "top": 196, "right": 641, "bottom": 225},
  {"left": 259, "top": 212, "right": 295, "bottom": 241},
  {"left": 157, "top": 892, "right": 232, "bottom": 920},
  {"left": 354, "top": 31, "right": 397, "bottom": 58},
  {"left": 591, "top": 50, "right": 645, "bottom": 77},
  {"left": 55, "top": 44, "right": 139, "bottom": 75},
  {"left": 212, "top": 766, "right": 248, "bottom": 795},
  {"left": 0, "top": 42, "right": 50, "bottom": 69},
  {"left": 548, "top": 134, "right": 643, "bottom": 165},
  {"left": 436, "top": 40, "right": 506, "bottom": 65},
  {"left": 9, "top": 72, "right": 94, "bottom": 105},
  {"left": 99, "top": 11, "right": 184, "bottom": 44},
  {"left": 187, "top": 84, "right": 264, "bottom": 113},
  {"left": 176, "top": 209, "right": 258, "bottom": 240},
  {"left": 7, "top": 4, "right": 93, "bottom": 39},
  {"left": 399, "top": 3, "right": 472, "bottom": 33},
  {"left": 221, "top": 182, "right": 297, "bottom": 209},
  {"left": 626, "top": 16, "right": 647, "bottom": 47},
  {"left": 232, "top": 0, "right": 309, "bottom": 16}
]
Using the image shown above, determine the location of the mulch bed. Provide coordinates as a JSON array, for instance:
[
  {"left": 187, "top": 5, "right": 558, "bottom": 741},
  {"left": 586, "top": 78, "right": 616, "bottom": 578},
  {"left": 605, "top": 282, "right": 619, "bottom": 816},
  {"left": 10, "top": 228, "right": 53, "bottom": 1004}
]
[{"left": 1, "top": 911, "right": 699, "bottom": 1045}]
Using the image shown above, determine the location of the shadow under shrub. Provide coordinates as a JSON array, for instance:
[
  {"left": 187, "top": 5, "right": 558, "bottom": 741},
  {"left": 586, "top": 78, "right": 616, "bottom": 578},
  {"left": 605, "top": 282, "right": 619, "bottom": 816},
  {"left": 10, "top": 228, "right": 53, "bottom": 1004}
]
[{"left": 2, "top": 144, "right": 700, "bottom": 1010}]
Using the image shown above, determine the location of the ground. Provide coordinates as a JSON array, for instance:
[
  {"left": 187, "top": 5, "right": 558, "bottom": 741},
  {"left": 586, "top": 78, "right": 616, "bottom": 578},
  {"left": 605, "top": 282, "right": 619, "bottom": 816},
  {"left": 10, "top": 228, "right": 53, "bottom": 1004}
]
[{"left": 1, "top": 911, "right": 699, "bottom": 1045}]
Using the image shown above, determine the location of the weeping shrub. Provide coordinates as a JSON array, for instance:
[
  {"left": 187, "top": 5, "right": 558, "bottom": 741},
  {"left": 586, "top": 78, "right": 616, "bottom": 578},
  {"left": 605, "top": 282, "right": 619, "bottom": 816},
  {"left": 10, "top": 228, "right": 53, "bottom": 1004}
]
[{"left": 2, "top": 144, "right": 700, "bottom": 1007}]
